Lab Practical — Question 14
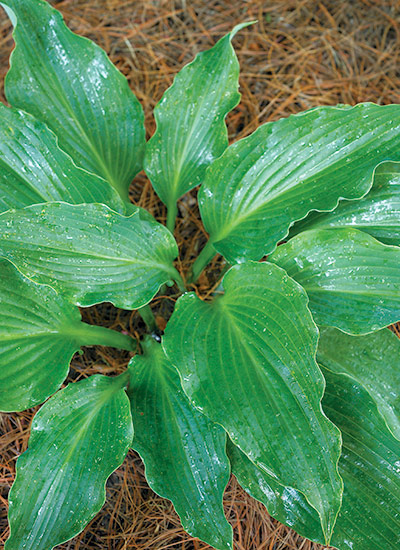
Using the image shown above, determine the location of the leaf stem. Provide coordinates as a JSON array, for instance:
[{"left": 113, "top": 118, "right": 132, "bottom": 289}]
[
  {"left": 166, "top": 201, "right": 178, "bottom": 233},
  {"left": 188, "top": 240, "right": 217, "bottom": 284},
  {"left": 173, "top": 271, "right": 186, "bottom": 293},
  {"left": 114, "top": 370, "right": 130, "bottom": 389},
  {"left": 138, "top": 304, "right": 158, "bottom": 333},
  {"left": 76, "top": 322, "right": 136, "bottom": 351}
]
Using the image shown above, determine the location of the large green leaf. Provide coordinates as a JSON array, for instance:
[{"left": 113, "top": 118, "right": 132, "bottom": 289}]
[
  {"left": 227, "top": 441, "right": 325, "bottom": 545},
  {"left": 163, "top": 261, "right": 342, "bottom": 542},
  {"left": 290, "top": 161, "right": 400, "bottom": 246},
  {"left": 0, "top": 104, "right": 124, "bottom": 214},
  {"left": 128, "top": 337, "right": 232, "bottom": 550},
  {"left": 0, "top": 259, "right": 82, "bottom": 412},
  {"left": 1, "top": 0, "right": 145, "bottom": 200},
  {"left": 227, "top": 369, "right": 400, "bottom": 550},
  {"left": 0, "top": 259, "right": 135, "bottom": 412},
  {"left": 199, "top": 103, "right": 400, "bottom": 263},
  {"left": 5, "top": 374, "right": 133, "bottom": 550},
  {"left": 323, "top": 367, "right": 400, "bottom": 550},
  {"left": 144, "top": 24, "right": 249, "bottom": 212},
  {"left": 270, "top": 227, "right": 400, "bottom": 334},
  {"left": 317, "top": 327, "right": 400, "bottom": 440},
  {"left": 0, "top": 203, "right": 180, "bottom": 309}
]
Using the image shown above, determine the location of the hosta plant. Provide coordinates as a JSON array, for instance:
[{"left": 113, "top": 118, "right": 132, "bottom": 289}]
[{"left": 1, "top": 1, "right": 400, "bottom": 549}]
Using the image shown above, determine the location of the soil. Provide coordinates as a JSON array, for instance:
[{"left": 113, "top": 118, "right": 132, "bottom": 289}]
[{"left": 1, "top": 1, "right": 400, "bottom": 549}]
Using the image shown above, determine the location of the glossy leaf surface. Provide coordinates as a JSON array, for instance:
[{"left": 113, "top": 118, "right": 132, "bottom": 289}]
[
  {"left": 1, "top": 0, "right": 145, "bottom": 199},
  {"left": 163, "top": 261, "right": 342, "bottom": 542},
  {"left": 144, "top": 24, "right": 247, "bottom": 208},
  {"left": 291, "top": 161, "right": 400, "bottom": 246},
  {"left": 318, "top": 327, "right": 400, "bottom": 440},
  {"left": 128, "top": 338, "right": 232, "bottom": 550},
  {"left": 227, "top": 440, "right": 325, "bottom": 545},
  {"left": 324, "top": 367, "right": 400, "bottom": 550},
  {"left": 0, "top": 260, "right": 81, "bottom": 412},
  {"left": 0, "top": 105, "right": 123, "bottom": 214},
  {"left": 270, "top": 228, "right": 400, "bottom": 334},
  {"left": 5, "top": 374, "right": 133, "bottom": 550},
  {"left": 0, "top": 203, "right": 179, "bottom": 309},
  {"left": 0, "top": 259, "right": 136, "bottom": 412},
  {"left": 228, "top": 369, "right": 400, "bottom": 550},
  {"left": 199, "top": 103, "right": 400, "bottom": 263}
]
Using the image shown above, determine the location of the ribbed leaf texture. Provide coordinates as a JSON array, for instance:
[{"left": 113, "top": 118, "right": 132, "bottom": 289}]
[
  {"left": 270, "top": 227, "right": 400, "bottom": 334},
  {"left": 0, "top": 104, "right": 123, "bottom": 213},
  {"left": 291, "top": 160, "right": 400, "bottom": 246},
  {"left": 199, "top": 103, "right": 400, "bottom": 263},
  {"left": 317, "top": 327, "right": 400, "bottom": 440},
  {"left": 5, "top": 374, "right": 133, "bottom": 550},
  {"left": 163, "top": 261, "right": 342, "bottom": 543},
  {"left": 144, "top": 23, "right": 250, "bottom": 209},
  {"left": 228, "top": 367, "right": 400, "bottom": 550},
  {"left": 0, "top": 202, "right": 180, "bottom": 309},
  {"left": 128, "top": 338, "right": 232, "bottom": 550},
  {"left": 0, "top": 259, "right": 83, "bottom": 411},
  {"left": 1, "top": 0, "right": 145, "bottom": 199}
]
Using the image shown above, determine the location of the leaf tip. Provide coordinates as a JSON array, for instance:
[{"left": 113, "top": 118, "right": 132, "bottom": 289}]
[{"left": 230, "top": 20, "right": 257, "bottom": 39}]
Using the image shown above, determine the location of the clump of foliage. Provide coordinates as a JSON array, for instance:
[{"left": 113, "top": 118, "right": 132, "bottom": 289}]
[{"left": 1, "top": 1, "right": 400, "bottom": 549}]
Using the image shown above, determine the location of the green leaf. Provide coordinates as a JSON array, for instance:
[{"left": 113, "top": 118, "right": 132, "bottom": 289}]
[
  {"left": 5, "top": 374, "right": 133, "bottom": 550},
  {"left": 227, "top": 367, "right": 400, "bottom": 550},
  {"left": 323, "top": 367, "right": 400, "bottom": 550},
  {"left": 199, "top": 103, "right": 400, "bottom": 263},
  {"left": 163, "top": 261, "right": 342, "bottom": 543},
  {"left": 1, "top": 0, "right": 145, "bottom": 200},
  {"left": 144, "top": 24, "right": 250, "bottom": 209},
  {"left": 127, "top": 337, "right": 232, "bottom": 550},
  {"left": 0, "top": 259, "right": 136, "bottom": 412},
  {"left": 0, "top": 202, "right": 180, "bottom": 310},
  {"left": 317, "top": 327, "right": 400, "bottom": 440},
  {"left": 290, "top": 161, "right": 400, "bottom": 246},
  {"left": 227, "top": 440, "right": 325, "bottom": 545},
  {"left": 270, "top": 227, "right": 400, "bottom": 334},
  {"left": 0, "top": 259, "right": 81, "bottom": 412},
  {"left": 0, "top": 104, "right": 124, "bottom": 214}
]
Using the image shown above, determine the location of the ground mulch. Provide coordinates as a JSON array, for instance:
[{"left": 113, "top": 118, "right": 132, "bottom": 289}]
[{"left": 1, "top": 0, "right": 400, "bottom": 549}]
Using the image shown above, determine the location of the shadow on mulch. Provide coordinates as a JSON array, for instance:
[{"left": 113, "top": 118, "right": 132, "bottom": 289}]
[{"left": 1, "top": 0, "right": 400, "bottom": 548}]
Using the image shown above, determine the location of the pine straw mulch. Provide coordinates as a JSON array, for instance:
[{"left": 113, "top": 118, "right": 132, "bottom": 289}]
[{"left": 1, "top": 0, "right": 400, "bottom": 548}]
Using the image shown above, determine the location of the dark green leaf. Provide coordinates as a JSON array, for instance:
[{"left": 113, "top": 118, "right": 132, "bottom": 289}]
[
  {"left": 0, "top": 104, "right": 124, "bottom": 213},
  {"left": 0, "top": 203, "right": 180, "bottom": 309},
  {"left": 163, "top": 261, "right": 342, "bottom": 542},
  {"left": 290, "top": 161, "right": 400, "bottom": 246},
  {"left": 0, "top": 259, "right": 136, "bottom": 412},
  {"left": 227, "top": 441, "right": 325, "bottom": 545},
  {"left": 128, "top": 338, "right": 232, "bottom": 550},
  {"left": 324, "top": 367, "right": 400, "bottom": 550},
  {"left": 199, "top": 103, "right": 400, "bottom": 263},
  {"left": 317, "top": 326, "right": 400, "bottom": 440},
  {"left": 0, "top": 259, "right": 81, "bottom": 412},
  {"left": 144, "top": 24, "right": 250, "bottom": 209},
  {"left": 5, "top": 374, "right": 133, "bottom": 550},
  {"left": 1, "top": 0, "right": 145, "bottom": 200},
  {"left": 270, "top": 227, "right": 400, "bottom": 334},
  {"left": 227, "top": 367, "right": 400, "bottom": 550}
]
